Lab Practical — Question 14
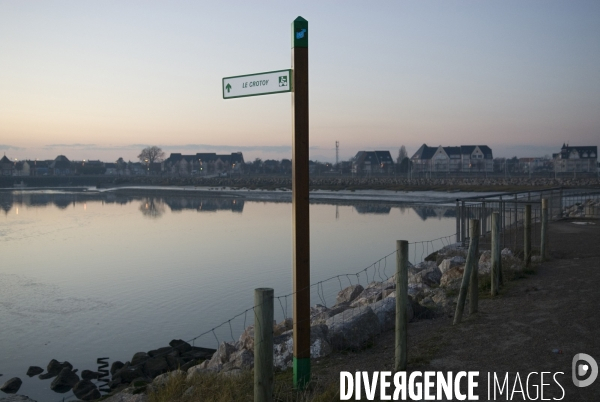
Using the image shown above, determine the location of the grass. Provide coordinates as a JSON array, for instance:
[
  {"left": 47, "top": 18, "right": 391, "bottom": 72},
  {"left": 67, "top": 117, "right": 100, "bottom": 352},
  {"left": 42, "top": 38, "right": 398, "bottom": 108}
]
[{"left": 147, "top": 368, "right": 343, "bottom": 402}]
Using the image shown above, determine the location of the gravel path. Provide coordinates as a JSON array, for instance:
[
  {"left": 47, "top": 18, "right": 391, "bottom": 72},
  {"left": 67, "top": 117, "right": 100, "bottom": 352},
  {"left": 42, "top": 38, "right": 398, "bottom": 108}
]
[{"left": 315, "top": 219, "right": 600, "bottom": 401}]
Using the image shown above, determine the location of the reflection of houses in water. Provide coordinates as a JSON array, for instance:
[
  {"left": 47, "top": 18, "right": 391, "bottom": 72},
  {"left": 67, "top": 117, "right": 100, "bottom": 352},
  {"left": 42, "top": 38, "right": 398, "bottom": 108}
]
[
  {"left": 412, "top": 206, "right": 456, "bottom": 221},
  {"left": 163, "top": 197, "right": 244, "bottom": 213},
  {"left": 353, "top": 205, "right": 391, "bottom": 215}
]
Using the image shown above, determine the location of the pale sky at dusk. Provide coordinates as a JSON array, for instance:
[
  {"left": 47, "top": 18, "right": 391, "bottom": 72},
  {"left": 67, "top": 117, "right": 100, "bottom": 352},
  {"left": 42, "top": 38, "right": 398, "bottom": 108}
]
[{"left": 1, "top": 1, "right": 599, "bottom": 163}]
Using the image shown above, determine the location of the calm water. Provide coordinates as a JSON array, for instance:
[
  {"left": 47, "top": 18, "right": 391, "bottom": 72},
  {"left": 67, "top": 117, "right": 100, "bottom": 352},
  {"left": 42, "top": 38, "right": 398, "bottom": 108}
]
[{"left": 0, "top": 189, "right": 457, "bottom": 401}]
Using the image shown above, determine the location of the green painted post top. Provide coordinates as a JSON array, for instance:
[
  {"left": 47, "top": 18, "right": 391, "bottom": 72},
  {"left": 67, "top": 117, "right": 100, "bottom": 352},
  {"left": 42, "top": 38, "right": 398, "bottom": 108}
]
[{"left": 292, "top": 16, "right": 308, "bottom": 48}]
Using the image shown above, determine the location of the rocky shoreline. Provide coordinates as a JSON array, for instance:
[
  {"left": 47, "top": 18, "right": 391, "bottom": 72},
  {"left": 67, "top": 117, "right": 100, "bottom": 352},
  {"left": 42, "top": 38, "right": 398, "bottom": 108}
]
[{"left": 1, "top": 240, "right": 531, "bottom": 402}]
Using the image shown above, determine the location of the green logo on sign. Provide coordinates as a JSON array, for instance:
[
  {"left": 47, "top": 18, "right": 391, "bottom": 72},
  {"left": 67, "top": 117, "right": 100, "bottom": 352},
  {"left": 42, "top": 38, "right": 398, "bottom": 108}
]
[{"left": 279, "top": 76, "right": 288, "bottom": 87}]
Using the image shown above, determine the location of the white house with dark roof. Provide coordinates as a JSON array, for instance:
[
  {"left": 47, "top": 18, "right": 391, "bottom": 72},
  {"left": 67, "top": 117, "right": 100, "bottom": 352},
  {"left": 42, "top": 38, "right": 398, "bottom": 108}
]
[
  {"left": 552, "top": 144, "right": 597, "bottom": 172},
  {"left": 411, "top": 144, "right": 493, "bottom": 173}
]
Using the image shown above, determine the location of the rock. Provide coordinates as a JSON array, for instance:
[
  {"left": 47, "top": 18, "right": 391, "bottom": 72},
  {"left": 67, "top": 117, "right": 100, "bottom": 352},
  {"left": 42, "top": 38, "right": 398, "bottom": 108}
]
[
  {"left": 98, "top": 392, "right": 148, "bottom": 402},
  {"left": 39, "top": 359, "right": 73, "bottom": 380},
  {"left": 309, "top": 324, "right": 332, "bottom": 358},
  {"left": 114, "top": 365, "right": 145, "bottom": 384},
  {"left": 223, "top": 350, "right": 254, "bottom": 371},
  {"left": 130, "top": 352, "right": 149, "bottom": 366},
  {"left": 238, "top": 326, "right": 255, "bottom": 351},
  {"left": 186, "top": 361, "right": 211, "bottom": 381},
  {"left": 325, "top": 306, "right": 381, "bottom": 350},
  {"left": 26, "top": 366, "right": 44, "bottom": 377},
  {"left": 183, "top": 386, "right": 195, "bottom": 398},
  {"left": 169, "top": 339, "right": 192, "bottom": 354},
  {"left": 310, "top": 303, "right": 350, "bottom": 325},
  {"left": 370, "top": 297, "right": 414, "bottom": 331},
  {"left": 73, "top": 380, "right": 101, "bottom": 401},
  {"left": 152, "top": 370, "right": 184, "bottom": 389},
  {"left": 273, "top": 333, "right": 293, "bottom": 370},
  {"left": 438, "top": 256, "right": 466, "bottom": 274},
  {"left": 273, "top": 318, "right": 293, "bottom": 336},
  {"left": 110, "top": 361, "right": 125, "bottom": 376},
  {"left": 501, "top": 248, "right": 513, "bottom": 256},
  {"left": 440, "top": 265, "right": 465, "bottom": 290},
  {"left": 142, "top": 357, "right": 169, "bottom": 378},
  {"left": 181, "top": 347, "right": 215, "bottom": 362},
  {"left": 50, "top": 368, "right": 80, "bottom": 393},
  {"left": 207, "top": 342, "right": 236, "bottom": 370},
  {"left": 0, "top": 378, "right": 22, "bottom": 394},
  {"left": 409, "top": 261, "right": 441, "bottom": 287},
  {"left": 350, "top": 287, "right": 383, "bottom": 307},
  {"left": 336, "top": 284, "right": 364, "bottom": 304},
  {"left": 0, "top": 396, "right": 37, "bottom": 402},
  {"left": 147, "top": 347, "right": 174, "bottom": 358},
  {"left": 81, "top": 370, "right": 99, "bottom": 380},
  {"left": 478, "top": 251, "right": 492, "bottom": 274}
]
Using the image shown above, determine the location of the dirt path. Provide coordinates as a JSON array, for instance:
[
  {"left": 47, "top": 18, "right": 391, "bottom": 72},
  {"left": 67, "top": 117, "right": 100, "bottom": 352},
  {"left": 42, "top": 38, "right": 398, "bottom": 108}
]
[{"left": 315, "top": 219, "right": 600, "bottom": 401}]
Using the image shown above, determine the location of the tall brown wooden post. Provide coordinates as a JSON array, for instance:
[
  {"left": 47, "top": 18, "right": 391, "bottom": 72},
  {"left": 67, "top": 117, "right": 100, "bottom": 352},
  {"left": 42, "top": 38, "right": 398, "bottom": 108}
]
[{"left": 291, "top": 16, "right": 310, "bottom": 390}]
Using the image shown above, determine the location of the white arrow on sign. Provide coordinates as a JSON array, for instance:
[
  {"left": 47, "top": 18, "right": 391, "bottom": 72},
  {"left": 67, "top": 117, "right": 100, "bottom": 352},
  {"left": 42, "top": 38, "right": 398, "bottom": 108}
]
[{"left": 223, "top": 69, "right": 292, "bottom": 99}]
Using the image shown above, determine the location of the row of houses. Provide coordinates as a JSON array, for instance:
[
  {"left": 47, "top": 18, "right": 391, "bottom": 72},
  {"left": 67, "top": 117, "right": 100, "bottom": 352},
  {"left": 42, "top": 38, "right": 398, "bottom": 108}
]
[
  {"left": 0, "top": 155, "right": 159, "bottom": 176},
  {"left": 351, "top": 144, "right": 598, "bottom": 174},
  {"left": 0, "top": 152, "right": 247, "bottom": 177}
]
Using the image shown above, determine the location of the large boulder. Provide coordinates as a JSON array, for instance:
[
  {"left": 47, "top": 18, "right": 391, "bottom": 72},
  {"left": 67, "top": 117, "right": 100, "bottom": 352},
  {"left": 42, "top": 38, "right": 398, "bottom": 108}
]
[
  {"left": 110, "top": 361, "right": 125, "bottom": 376},
  {"left": 272, "top": 333, "right": 293, "bottom": 370},
  {"left": 349, "top": 286, "right": 384, "bottom": 308},
  {"left": 73, "top": 380, "right": 101, "bottom": 401},
  {"left": 310, "top": 303, "right": 350, "bottom": 325},
  {"left": 0, "top": 396, "right": 37, "bottom": 402},
  {"left": 238, "top": 326, "right": 255, "bottom": 352},
  {"left": 336, "top": 284, "right": 364, "bottom": 304},
  {"left": 273, "top": 318, "right": 293, "bottom": 336},
  {"left": 440, "top": 265, "right": 465, "bottom": 290},
  {"left": 39, "top": 359, "right": 73, "bottom": 380},
  {"left": 50, "top": 368, "right": 80, "bottom": 393},
  {"left": 222, "top": 350, "right": 254, "bottom": 371},
  {"left": 438, "top": 256, "right": 466, "bottom": 274},
  {"left": 478, "top": 251, "right": 492, "bottom": 274},
  {"left": 0, "top": 378, "right": 22, "bottom": 394},
  {"left": 147, "top": 347, "right": 174, "bottom": 358},
  {"left": 206, "top": 342, "right": 237, "bottom": 371},
  {"left": 370, "top": 297, "right": 414, "bottom": 331},
  {"left": 130, "top": 352, "right": 149, "bottom": 366},
  {"left": 169, "top": 339, "right": 192, "bottom": 354},
  {"left": 26, "top": 366, "right": 44, "bottom": 377},
  {"left": 180, "top": 347, "right": 215, "bottom": 362},
  {"left": 409, "top": 261, "right": 441, "bottom": 287},
  {"left": 113, "top": 365, "right": 145, "bottom": 384},
  {"left": 81, "top": 370, "right": 99, "bottom": 380},
  {"left": 325, "top": 306, "right": 381, "bottom": 350},
  {"left": 142, "top": 357, "right": 169, "bottom": 378}
]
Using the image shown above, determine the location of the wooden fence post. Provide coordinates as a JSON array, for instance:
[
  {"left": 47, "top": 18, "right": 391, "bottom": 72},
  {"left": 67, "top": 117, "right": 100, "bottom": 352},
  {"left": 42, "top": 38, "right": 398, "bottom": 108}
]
[
  {"left": 254, "top": 288, "right": 274, "bottom": 402},
  {"left": 524, "top": 204, "right": 532, "bottom": 268},
  {"left": 469, "top": 224, "right": 480, "bottom": 314},
  {"left": 395, "top": 240, "right": 409, "bottom": 372},
  {"left": 541, "top": 199, "right": 548, "bottom": 261},
  {"left": 491, "top": 212, "right": 501, "bottom": 296},
  {"left": 453, "top": 219, "right": 479, "bottom": 325}
]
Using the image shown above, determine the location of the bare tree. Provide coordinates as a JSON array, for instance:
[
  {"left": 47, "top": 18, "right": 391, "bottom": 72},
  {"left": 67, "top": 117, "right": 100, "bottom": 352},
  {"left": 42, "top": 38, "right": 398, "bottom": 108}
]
[
  {"left": 138, "top": 146, "right": 165, "bottom": 164},
  {"left": 397, "top": 145, "right": 408, "bottom": 164}
]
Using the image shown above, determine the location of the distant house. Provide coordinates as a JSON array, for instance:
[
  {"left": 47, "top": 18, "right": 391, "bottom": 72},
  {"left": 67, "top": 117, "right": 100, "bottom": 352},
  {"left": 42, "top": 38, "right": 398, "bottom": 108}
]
[
  {"left": 411, "top": 144, "right": 493, "bottom": 173},
  {"left": 552, "top": 144, "right": 597, "bottom": 173},
  {"left": 14, "top": 161, "right": 31, "bottom": 176},
  {"left": 1, "top": 155, "right": 15, "bottom": 176},
  {"left": 352, "top": 151, "right": 394, "bottom": 174},
  {"left": 50, "top": 155, "right": 72, "bottom": 176},
  {"left": 29, "top": 160, "right": 50, "bottom": 176},
  {"left": 104, "top": 163, "right": 117, "bottom": 175},
  {"left": 165, "top": 152, "right": 245, "bottom": 176}
]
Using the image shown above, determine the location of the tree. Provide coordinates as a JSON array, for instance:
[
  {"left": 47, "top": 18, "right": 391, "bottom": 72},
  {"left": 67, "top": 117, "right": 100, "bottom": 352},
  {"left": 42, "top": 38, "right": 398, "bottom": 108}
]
[
  {"left": 138, "top": 146, "right": 165, "bottom": 164},
  {"left": 397, "top": 146, "right": 408, "bottom": 164}
]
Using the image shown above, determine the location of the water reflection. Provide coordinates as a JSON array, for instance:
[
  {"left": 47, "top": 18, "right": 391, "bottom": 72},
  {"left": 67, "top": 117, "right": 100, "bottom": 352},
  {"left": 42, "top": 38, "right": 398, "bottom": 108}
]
[
  {"left": 139, "top": 198, "right": 165, "bottom": 219},
  {"left": 0, "top": 191, "right": 458, "bottom": 221},
  {"left": 0, "top": 191, "right": 246, "bottom": 218}
]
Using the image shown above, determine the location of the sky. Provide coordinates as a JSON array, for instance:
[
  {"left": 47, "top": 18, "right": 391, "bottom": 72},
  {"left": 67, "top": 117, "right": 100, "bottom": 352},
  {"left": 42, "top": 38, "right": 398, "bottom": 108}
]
[{"left": 1, "top": 1, "right": 599, "bottom": 163}]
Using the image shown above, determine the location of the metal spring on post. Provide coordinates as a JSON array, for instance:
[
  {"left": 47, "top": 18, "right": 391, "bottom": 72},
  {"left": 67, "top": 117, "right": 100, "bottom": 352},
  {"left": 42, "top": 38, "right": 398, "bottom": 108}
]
[{"left": 96, "top": 357, "right": 110, "bottom": 393}]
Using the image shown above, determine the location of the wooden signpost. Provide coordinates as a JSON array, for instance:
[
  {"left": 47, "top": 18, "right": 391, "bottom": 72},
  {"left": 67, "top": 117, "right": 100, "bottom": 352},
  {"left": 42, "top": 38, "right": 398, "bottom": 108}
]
[{"left": 223, "top": 16, "right": 310, "bottom": 389}]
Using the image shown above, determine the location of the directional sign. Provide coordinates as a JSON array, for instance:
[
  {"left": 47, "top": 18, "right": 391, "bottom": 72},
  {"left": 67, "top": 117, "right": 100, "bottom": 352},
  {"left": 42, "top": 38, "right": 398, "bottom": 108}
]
[{"left": 222, "top": 69, "right": 292, "bottom": 99}]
